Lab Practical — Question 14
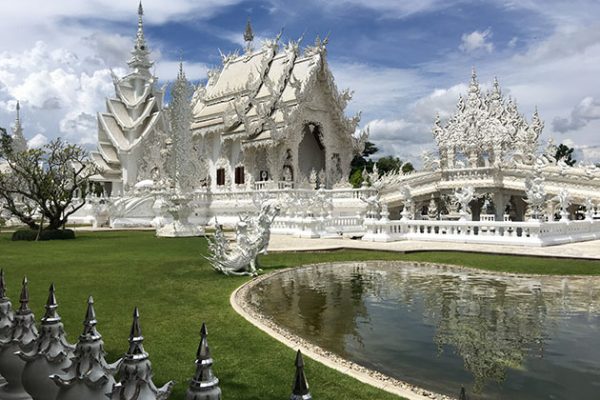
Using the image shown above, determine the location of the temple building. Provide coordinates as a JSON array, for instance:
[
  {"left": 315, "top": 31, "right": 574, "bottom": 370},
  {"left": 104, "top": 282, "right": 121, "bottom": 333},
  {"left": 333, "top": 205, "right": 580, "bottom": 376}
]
[
  {"left": 190, "top": 26, "right": 360, "bottom": 191},
  {"left": 90, "top": 3, "right": 360, "bottom": 195},
  {"left": 379, "top": 70, "right": 600, "bottom": 222},
  {"left": 74, "top": 3, "right": 600, "bottom": 246}
]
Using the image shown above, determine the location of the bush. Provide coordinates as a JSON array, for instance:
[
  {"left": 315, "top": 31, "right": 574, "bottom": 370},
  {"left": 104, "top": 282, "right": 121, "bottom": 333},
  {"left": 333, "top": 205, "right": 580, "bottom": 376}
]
[{"left": 12, "top": 229, "right": 76, "bottom": 241}]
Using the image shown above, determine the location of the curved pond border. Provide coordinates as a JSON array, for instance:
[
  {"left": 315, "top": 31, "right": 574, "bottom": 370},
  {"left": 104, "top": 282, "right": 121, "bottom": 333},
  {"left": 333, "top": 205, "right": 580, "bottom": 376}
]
[{"left": 231, "top": 262, "right": 461, "bottom": 400}]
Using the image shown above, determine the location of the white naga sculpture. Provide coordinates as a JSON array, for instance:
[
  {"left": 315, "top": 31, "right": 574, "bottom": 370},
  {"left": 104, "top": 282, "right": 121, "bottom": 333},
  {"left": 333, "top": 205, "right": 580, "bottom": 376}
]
[
  {"left": 207, "top": 202, "right": 280, "bottom": 276},
  {"left": 454, "top": 186, "right": 475, "bottom": 221}
]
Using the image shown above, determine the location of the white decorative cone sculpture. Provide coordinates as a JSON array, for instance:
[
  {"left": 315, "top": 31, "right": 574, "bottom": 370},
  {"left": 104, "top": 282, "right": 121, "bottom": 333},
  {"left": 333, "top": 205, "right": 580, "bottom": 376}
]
[
  {"left": 19, "top": 284, "right": 75, "bottom": 400},
  {"left": 109, "top": 307, "right": 174, "bottom": 400},
  {"left": 51, "top": 296, "right": 120, "bottom": 400},
  {"left": 0, "top": 277, "right": 38, "bottom": 400},
  {"left": 0, "top": 270, "right": 14, "bottom": 386}
]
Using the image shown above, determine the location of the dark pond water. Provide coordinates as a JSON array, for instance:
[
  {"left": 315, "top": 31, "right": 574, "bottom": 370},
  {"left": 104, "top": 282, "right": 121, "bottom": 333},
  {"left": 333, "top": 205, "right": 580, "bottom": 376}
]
[{"left": 246, "top": 262, "right": 600, "bottom": 399}]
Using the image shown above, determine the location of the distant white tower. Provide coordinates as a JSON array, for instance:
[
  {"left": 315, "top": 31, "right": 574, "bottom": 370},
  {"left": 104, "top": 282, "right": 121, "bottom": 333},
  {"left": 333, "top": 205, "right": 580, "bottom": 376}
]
[{"left": 11, "top": 101, "right": 27, "bottom": 153}]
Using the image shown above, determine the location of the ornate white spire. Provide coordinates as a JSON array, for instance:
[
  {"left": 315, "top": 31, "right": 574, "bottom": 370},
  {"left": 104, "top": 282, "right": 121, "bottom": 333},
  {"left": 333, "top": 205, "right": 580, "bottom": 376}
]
[
  {"left": 11, "top": 101, "right": 27, "bottom": 153},
  {"left": 467, "top": 67, "right": 481, "bottom": 108},
  {"left": 434, "top": 70, "right": 544, "bottom": 168},
  {"left": 244, "top": 18, "right": 254, "bottom": 53},
  {"left": 128, "top": 1, "right": 153, "bottom": 73},
  {"left": 169, "top": 61, "right": 196, "bottom": 192}
]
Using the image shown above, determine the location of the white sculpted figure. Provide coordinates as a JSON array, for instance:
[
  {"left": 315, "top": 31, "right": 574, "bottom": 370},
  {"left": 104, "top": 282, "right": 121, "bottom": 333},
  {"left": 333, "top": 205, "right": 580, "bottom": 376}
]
[
  {"left": 454, "top": 186, "right": 475, "bottom": 221},
  {"left": 552, "top": 189, "right": 571, "bottom": 221},
  {"left": 360, "top": 191, "right": 382, "bottom": 219},
  {"left": 207, "top": 201, "right": 281, "bottom": 276},
  {"left": 400, "top": 186, "right": 414, "bottom": 221},
  {"left": 524, "top": 175, "right": 546, "bottom": 221},
  {"left": 585, "top": 197, "right": 595, "bottom": 220}
]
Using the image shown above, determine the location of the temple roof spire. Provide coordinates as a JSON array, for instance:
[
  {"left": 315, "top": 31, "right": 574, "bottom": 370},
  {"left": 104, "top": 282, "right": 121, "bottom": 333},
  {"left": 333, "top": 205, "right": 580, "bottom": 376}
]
[
  {"left": 244, "top": 18, "right": 254, "bottom": 53},
  {"left": 128, "top": 1, "right": 153, "bottom": 73}
]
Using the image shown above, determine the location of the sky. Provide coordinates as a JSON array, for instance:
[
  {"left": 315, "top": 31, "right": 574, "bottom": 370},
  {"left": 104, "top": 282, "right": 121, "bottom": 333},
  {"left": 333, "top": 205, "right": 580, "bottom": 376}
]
[{"left": 0, "top": 0, "right": 599, "bottom": 165}]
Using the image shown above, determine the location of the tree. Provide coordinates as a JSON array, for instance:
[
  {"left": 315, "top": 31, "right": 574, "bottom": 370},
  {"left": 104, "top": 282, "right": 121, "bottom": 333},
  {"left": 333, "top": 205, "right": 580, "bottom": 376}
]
[
  {"left": 349, "top": 141, "right": 378, "bottom": 188},
  {"left": 375, "top": 155, "right": 402, "bottom": 175},
  {"left": 0, "top": 130, "right": 96, "bottom": 231},
  {"left": 554, "top": 143, "right": 576, "bottom": 166},
  {"left": 401, "top": 162, "right": 415, "bottom": 174}
]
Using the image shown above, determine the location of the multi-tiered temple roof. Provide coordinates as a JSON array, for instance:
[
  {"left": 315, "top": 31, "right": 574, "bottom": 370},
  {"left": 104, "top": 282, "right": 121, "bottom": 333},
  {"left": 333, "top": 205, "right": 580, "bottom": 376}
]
[{"left": 191, "top": 31, "right": 359, "bottom": 149}]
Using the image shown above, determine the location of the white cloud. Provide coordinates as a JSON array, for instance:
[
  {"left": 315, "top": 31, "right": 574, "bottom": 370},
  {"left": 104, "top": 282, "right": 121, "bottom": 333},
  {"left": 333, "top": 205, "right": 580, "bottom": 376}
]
[
  {"left": 28, "top": 133, "right": 48, "bottom": 148},
  {"left": 553, "top": 97, "right": 600, "bottom": 133},
  {"left": 330, "top": 62, "right": 428, "bottom": 118},
  {"left": 155, "top": 61, "right": 209, "bottom": 82},
  {"left": 310, "top": 0, "right": 461, "bottom": 19},
  {"left": 459, "top": 29, "right": 494, "bottom": 53},
  {"left": 0, "top": 42, "right": 117, "bottom": 146},
  {"left": 411, "top": 84, "right": 469, "bottom": 123}
]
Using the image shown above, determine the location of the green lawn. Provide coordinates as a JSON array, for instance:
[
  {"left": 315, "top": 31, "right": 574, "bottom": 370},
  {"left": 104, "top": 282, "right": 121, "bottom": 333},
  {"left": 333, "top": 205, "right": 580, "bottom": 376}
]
[{"left": 1, "top": 231, "right": 599, "bottom": 399}]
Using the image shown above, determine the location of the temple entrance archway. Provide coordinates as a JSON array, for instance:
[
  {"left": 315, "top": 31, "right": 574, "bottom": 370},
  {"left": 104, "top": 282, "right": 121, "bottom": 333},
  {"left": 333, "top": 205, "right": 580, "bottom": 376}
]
[{"left": 298, "top": 123, "right": 325, "bottom": 181}]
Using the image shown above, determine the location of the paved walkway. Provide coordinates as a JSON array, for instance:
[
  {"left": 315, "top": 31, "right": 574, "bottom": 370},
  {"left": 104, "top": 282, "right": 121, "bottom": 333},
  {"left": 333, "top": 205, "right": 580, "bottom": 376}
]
[{"left": 267, "top": 235, "right": 600, "bottom": 260}]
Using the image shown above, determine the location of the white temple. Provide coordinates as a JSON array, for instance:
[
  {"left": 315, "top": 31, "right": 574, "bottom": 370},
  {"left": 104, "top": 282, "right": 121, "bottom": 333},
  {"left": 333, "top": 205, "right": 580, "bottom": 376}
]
[
  {"left": 90, "top": 4, "right": 360, "bottom": 197},
  {"left": 67, "top": 4, "right": 600, "bottom": 245}
]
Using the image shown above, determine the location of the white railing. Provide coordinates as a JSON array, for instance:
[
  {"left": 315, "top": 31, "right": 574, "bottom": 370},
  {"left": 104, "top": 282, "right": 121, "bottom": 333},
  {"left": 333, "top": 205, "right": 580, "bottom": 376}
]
[
  {"left": 271, "top": 215, "right": 364, "bottom": 238},
  {"left": 362, "top": 218, "right": 600, "bottom": 246}
]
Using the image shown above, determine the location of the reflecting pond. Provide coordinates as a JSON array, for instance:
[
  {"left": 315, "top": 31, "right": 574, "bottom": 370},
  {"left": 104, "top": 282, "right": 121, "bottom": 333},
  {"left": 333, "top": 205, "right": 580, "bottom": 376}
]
[{"left": 246, "top": 262, "right": 600, "bottom": 399}]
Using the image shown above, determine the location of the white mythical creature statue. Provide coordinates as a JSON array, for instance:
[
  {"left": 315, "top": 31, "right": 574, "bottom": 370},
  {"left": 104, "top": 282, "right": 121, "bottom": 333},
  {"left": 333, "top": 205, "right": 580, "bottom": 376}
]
[
  {"left": 585, "top": 198, "right": 596, "bottom": 220},
  {"left": 360, "top": 191, "right": 382, "bottom": 219},
  {"left": 399, "top": 186, "right": 414, "bottom": 221},
  {"left": 310, "top": 188, "right": 333, "bottom": 217},
  {"left": 207, "top": 201, "right": 281, "bottom": 276},
  {"left": 552, "top": 188, "right": 571, "bottom": 221},
  {"left": 524, "top": 175, "right": 546, "bottom": 221},
  {"left": 454, "top": 186, "right": 475, "bottom": 221}
]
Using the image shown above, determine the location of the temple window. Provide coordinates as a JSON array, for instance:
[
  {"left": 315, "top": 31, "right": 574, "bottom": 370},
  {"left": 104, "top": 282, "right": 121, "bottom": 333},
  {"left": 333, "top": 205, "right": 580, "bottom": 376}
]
[
  {"left": 216, "top": 168, "right": 226, "bottom": 186},
  {"left": 234, "top": 166, "right": 245, "bottom": 184}
]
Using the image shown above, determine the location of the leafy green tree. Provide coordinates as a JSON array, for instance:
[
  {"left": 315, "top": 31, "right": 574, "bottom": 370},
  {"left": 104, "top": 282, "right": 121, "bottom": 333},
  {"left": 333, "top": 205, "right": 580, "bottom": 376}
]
[
  {"left": 375, "top": 155, "right": 402, "bottom": 175},
  {"left": 349, "top": 141, "right": 378, "bottom": 187},
  {"left": 0, "top": 130, "right": 96, "bottom": 231},
  {"left": 554, "top": 143, "right": 576, "bottom": 166},
  {"left": 375, "top": 156, "right": 415, "bottom": 175},
  {"left": 401, "top": 162, "right": 414, "bottom": 174}
]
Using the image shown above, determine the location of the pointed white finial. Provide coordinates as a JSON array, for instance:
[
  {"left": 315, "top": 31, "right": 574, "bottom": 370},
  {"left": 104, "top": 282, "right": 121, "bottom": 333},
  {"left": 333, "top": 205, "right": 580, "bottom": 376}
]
[
  {"left": 128, "top": 1, "right": 153, "bottom": 72},
  {"left": 244, "top": 18, "right": 254, "bottom": 53},
  {"left": 244, "top": 18, "right": 254, "bottom": 43},
  {"left": 15, "top": 100, "right": 21, "bottom": 126}
]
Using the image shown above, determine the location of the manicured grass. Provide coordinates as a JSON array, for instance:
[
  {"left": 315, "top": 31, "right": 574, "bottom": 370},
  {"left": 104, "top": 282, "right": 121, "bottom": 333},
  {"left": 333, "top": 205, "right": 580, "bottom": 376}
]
[{"left": 1, "top": 231, "right": 599, "bottom": 399}]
